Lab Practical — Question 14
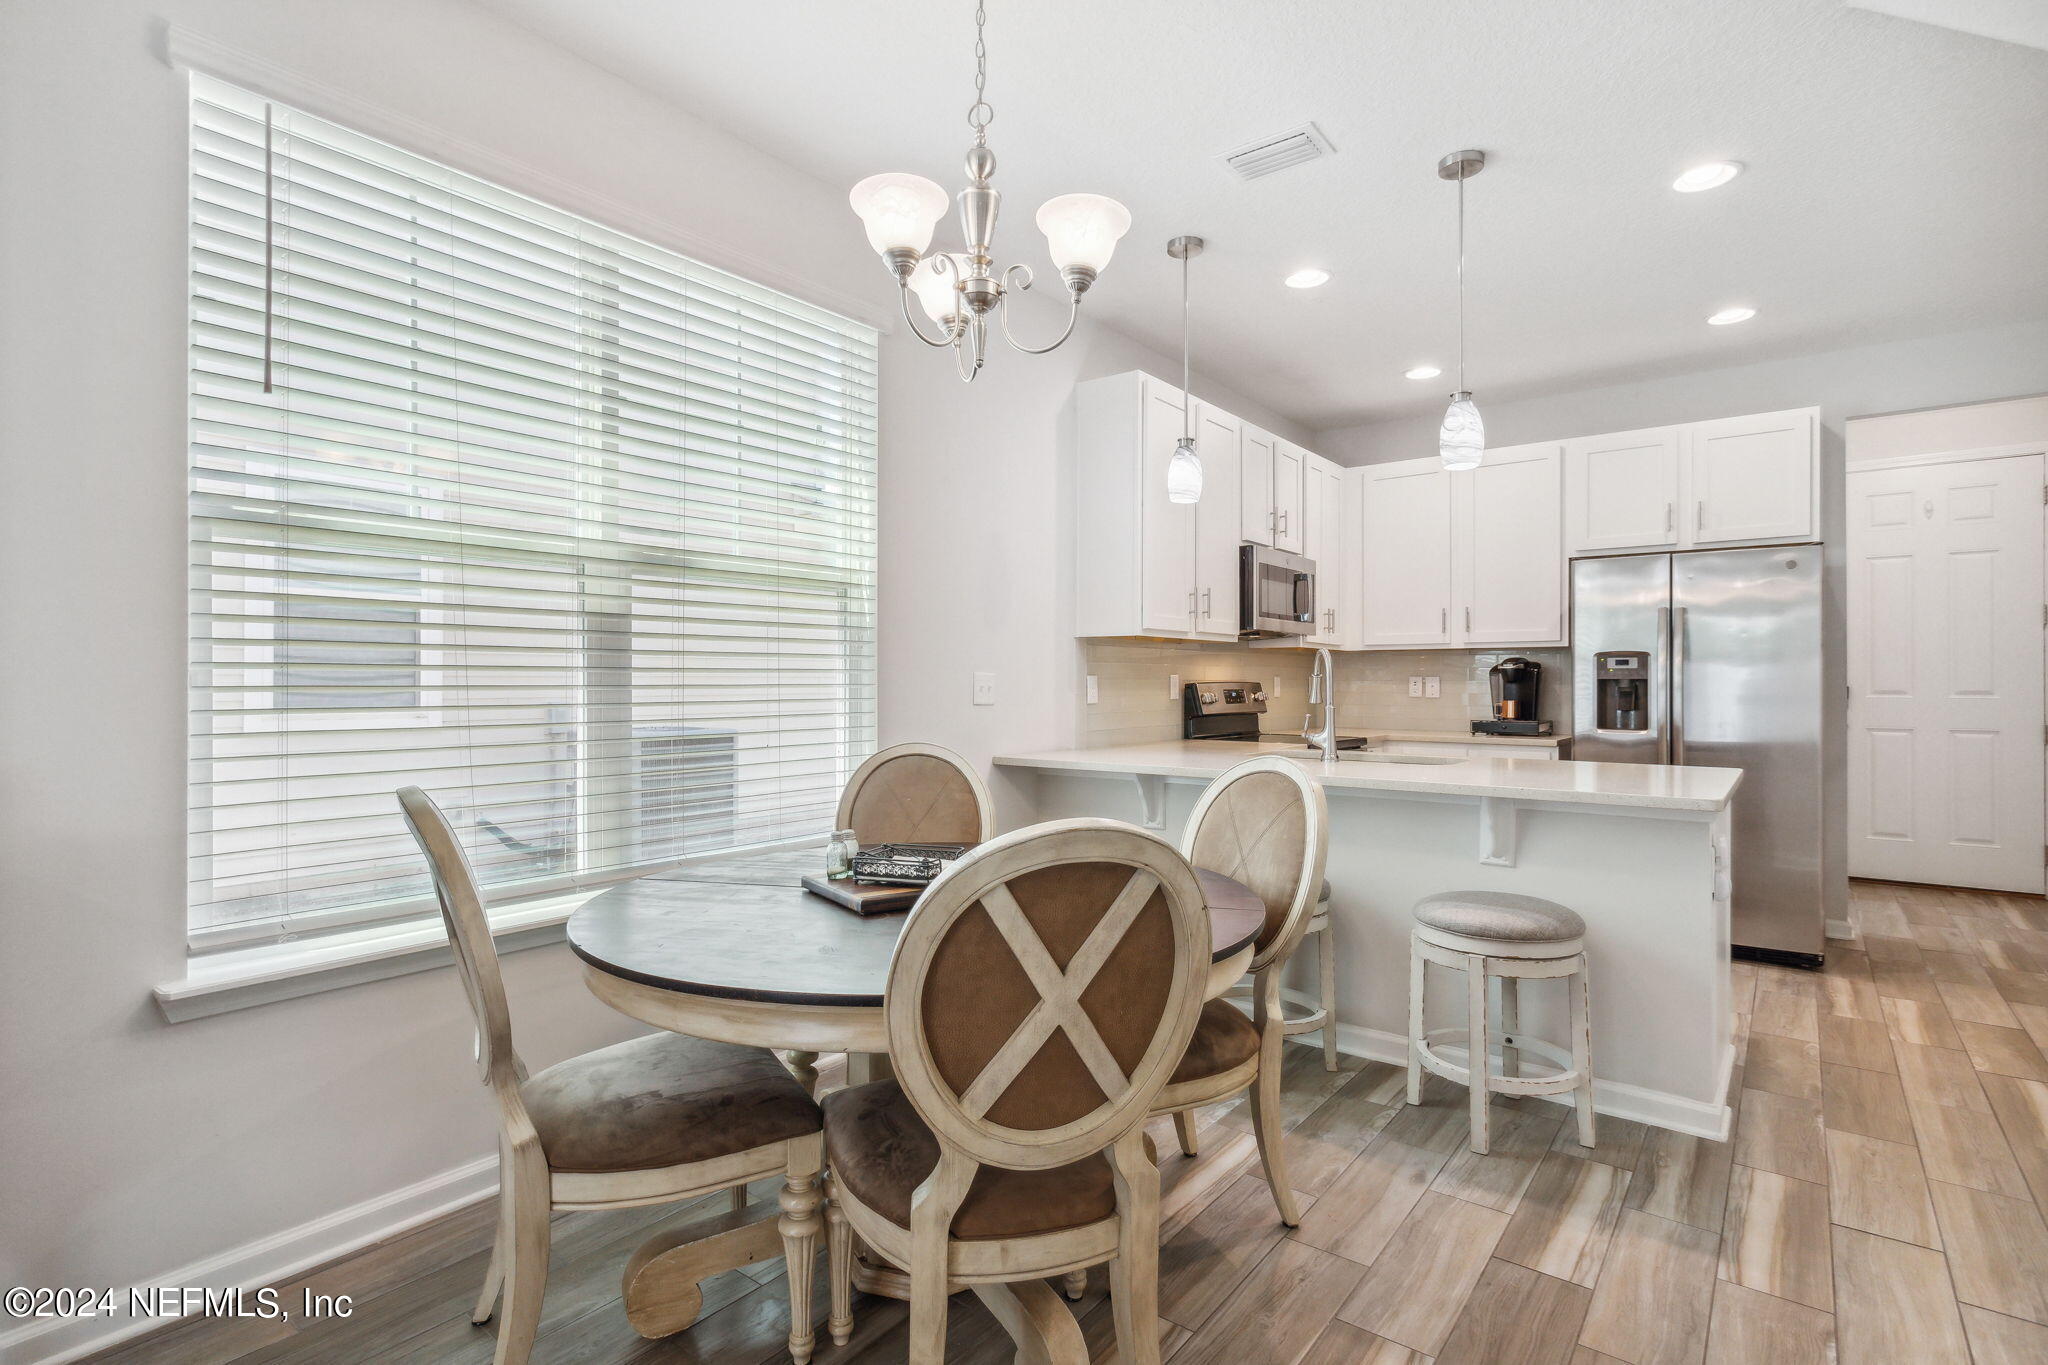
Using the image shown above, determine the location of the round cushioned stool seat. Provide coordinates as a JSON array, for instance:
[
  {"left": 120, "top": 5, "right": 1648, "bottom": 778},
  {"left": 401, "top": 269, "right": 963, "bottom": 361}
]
[{"left": 1414, "top": 890, "right": 1584, "bottom": 943}]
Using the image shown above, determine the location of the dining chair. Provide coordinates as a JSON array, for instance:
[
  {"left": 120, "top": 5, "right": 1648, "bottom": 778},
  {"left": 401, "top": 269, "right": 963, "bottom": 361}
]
[
  {"left": 1150, "top": 755, "right": 1327, "bottom": 1226},
  {"left": 397, "top": 787, "right": 829, "bottom": 1365},
  {"left": 820, "top": 818, "right": 1211, "bottom": 1364},
  {"left": 836, "top": 741, "right": 996, "bottom": 848}
]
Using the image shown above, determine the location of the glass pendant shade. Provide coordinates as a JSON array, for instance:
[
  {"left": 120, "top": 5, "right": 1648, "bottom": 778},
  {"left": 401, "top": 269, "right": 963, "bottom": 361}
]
[
  {"left": 906, "top": 253, "right": 969, "bottom": 325},
  {"left": 848, "top": 173, "right": 949, "bottom": 255},
  {"left": 1034, "top": 193, "right": 1133, "bottom": 273},
  {"left": 1439, "top": 393, "right": 1485, "bottom": 471},
  {"left": 1166, "top": 437, "right": 1204, "bottom": 504}
]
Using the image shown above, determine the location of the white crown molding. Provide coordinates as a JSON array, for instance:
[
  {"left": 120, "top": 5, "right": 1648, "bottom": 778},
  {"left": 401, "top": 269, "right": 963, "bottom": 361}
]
[{"left": 158, "top": 24, "right": 894, "bottom": 335}]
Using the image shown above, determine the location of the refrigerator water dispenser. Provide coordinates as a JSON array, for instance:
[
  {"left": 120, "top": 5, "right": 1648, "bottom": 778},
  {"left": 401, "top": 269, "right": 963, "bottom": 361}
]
[{"left": 1594, "top": 652, "right": 1650, "bottom": 731}]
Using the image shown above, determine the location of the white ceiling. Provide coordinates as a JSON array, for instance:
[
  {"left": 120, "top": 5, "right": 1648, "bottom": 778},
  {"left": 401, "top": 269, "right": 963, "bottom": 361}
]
[{"left": 474, "top": 0, "right": 2048, "bottom": 432}]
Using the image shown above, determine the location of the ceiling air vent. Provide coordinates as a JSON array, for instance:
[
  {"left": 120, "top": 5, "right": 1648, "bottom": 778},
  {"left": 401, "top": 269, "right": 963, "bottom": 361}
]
[{"left": 1219, "top": 123, "right": 1335, "bottom": 181}]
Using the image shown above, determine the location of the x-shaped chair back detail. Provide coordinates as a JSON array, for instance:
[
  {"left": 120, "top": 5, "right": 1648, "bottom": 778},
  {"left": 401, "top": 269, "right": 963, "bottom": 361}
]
[
  {"left": 1182, "top": 756, "right": 1327, "bottom": 974},
  {"left": 885, "top": 818, "right": 1210, "bottom": 1172},
  {"left": 837, "top": 742, "right": 995, "bottom": 849}
]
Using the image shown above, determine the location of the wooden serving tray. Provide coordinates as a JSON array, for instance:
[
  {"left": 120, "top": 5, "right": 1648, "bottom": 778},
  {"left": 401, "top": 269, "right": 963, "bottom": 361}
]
[{"left": 800, "top": 874, "right": 920, "bottom": 914}]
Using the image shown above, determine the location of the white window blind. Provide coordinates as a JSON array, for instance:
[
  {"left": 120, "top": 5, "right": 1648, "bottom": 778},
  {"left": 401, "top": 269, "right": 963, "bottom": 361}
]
[{"left": 187, "top": 75, "right": 879, "bottom": 948}]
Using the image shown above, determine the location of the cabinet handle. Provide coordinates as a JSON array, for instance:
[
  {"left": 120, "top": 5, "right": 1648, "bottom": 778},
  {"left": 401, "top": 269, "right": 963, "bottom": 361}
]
[
  {"left": 1696, "top": 500, "right": 1706, "bottom": 534},
  {"left": 1464, "top": 606, "right": 1472, "bottom": 632},
  {"left": 1187, "top": 590, "right": 1197, "bottom": 618},
  {"left": 1665, "top": 502, "right": 1675, "bottom": 534},
  {"left": 1440, "top": 606, "right": 1448, "bottom": 633},
  {"left": 1201, "top": 587, "right": 1212, "bottom": 618},
  {"left": 1269, "top": 508, "right": 1277, "bottom": 534},
  {"left": 1280, "top": 509, "right": 1288, "bottom": 534}
]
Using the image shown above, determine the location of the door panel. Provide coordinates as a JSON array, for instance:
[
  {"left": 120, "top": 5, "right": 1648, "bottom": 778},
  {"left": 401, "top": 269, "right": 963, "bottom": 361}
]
[
  {"left": 1565, "top": 426, "right": 1681, "bottom": 553},
  {"left": 1675, "top": 546, "right": 1825, "bottom": 958},
  {"left": 1848, "top": 453, "right": 2045, "bottom": 893},
  {"left": 1689, "top": 409, "right": 1816, "bottom": 546},
  {"left": 1462, "top": 443, "right": 1565, "bottom": 644},
  {"left": 1240, "top": 425, "right": 1276, "bottom": 546},
  {"left": 1139, "top": 382, "right": 1196, "bottom": 632},
  {"left": 1193, "top": 404, "right": 1243, "bottom": 636},
  {"left": 1359, "top": 461, "right": 1453, "bottom": 646}
]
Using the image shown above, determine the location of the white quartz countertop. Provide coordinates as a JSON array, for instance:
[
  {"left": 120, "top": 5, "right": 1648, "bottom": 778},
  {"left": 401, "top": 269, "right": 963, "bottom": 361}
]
[{"left": 994, "top": 741, "right": 1742, "bottom": 812}]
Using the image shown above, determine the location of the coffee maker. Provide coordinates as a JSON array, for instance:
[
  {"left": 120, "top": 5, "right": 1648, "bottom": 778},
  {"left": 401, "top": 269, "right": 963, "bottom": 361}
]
[{"left": 1473, "top": 656, "right": 1552, "bottom": 736}]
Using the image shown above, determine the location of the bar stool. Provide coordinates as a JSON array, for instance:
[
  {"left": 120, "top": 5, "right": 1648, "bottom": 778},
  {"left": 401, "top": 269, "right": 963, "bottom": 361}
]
[
  {"left": 1265, "top": 880, "right": 1339, "bottom": 1071},
  {"left": 1405, "top": 890, "right": 1593, "bottom": 1154}
]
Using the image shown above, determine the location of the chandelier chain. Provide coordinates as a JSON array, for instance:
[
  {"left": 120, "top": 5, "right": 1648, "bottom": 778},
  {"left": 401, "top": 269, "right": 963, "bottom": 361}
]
[
  {"left": 1456, "top": 168, "right": 1466, "bottom": 393},
  {"left": 967, "top": 0, "right": 993, "bottom": 141}
]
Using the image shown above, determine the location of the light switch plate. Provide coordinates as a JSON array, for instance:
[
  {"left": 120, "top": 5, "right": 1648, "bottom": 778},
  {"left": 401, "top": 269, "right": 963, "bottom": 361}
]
[
  {"left": 1408, "top": 676, "right": 1424, "bottom": 698},
  {"left": 973, "top": 672, "right": 996, "bottom": 706},
  {"left": 1085, "top": 675, "right": 1098, "bottom": 704},
  {"left": 1425, "top": 676, "right": 1441, "bottom": 699},
  {"left": 1169, "top": 673, "right": 1180, "bottom": 699}
]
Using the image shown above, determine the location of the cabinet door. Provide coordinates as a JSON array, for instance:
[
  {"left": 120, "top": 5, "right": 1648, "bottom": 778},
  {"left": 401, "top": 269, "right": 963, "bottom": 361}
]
[
  {"left": 1139, "top": 381, "right": 1197, "bottom": 632},
  {"left": 1239, "top": 425, "right": 1276, "bottom": 546},
  {"left": 1193, "top": 404, "right": 1243, "bottom": 635},
  {"left": 1687, "top": 408, "right": 1816, "bottom": 546},
  {"left": 1359, "top": 459, "right": 1453, "bottom": 646},
  {"left": 1301, "top": 456, "right": 1343, "bottom": 643},
  {"left": 1273, "top": 442, "right": 1305, "bottom": 553},
  {"left": 1460, "top": 443, "right": 1565, "bottom": 645},
  {"left": 1565, "top": 426, "right": 1682, "bottom": 554}
]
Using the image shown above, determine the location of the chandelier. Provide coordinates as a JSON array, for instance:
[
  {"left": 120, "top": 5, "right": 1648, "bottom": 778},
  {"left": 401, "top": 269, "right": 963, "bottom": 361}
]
[{"left": 847, "top": 1, "right": 1132, "bottom": 381}]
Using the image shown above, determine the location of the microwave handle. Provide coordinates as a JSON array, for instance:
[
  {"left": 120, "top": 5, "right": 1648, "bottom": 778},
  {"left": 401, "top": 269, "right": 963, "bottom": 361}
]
[{"left": 1294, "top": 570, "right": 1315, "bottom": 621}]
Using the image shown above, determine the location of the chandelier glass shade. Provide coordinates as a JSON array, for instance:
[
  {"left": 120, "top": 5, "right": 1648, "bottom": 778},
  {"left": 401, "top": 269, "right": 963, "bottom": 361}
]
[{"left": 847, "top": 2, "right": 1130, "bottom": 382}]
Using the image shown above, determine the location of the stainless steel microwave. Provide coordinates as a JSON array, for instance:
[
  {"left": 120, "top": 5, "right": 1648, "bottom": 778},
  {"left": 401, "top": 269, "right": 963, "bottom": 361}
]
[{"left": 1239, "top": 544, "right": 1315, "bottom": 637}]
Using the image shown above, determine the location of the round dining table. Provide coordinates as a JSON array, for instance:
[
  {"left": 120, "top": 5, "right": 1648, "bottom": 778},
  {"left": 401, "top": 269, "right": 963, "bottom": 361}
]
[{"left": 566, "top": 844, "right": 1267, "bottom": 1355}]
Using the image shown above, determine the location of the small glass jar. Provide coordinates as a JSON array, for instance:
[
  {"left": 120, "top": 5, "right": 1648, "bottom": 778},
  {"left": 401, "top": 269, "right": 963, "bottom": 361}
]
[{"left": 825, "top": 829, "right": 859, "bottom": 880}]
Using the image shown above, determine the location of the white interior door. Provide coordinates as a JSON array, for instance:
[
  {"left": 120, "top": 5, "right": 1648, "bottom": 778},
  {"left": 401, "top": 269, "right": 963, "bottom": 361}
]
[{"left": 1848, "top": 452, "right": 2045, "bottom": 892}]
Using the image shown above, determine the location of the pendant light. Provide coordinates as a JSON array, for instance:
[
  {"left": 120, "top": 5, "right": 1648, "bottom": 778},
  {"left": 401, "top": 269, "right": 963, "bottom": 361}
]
[
  {"left": 1166, "top": 236, "right": 1205, "bottom": 504},
  {"left": 1438, "top": 149, "right": 1486, "bottom": 471}
]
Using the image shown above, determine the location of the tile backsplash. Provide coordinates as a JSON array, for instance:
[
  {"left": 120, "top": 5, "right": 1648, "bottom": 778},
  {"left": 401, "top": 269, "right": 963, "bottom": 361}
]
[{"left": 1079, "top": 640, "right": 1569, "bottom": 744}]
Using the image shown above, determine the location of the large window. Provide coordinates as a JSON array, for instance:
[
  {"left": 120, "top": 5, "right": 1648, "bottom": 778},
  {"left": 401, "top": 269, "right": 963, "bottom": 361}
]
[{"left": 187, "top": 76, "right": 878, "bottom": 947}]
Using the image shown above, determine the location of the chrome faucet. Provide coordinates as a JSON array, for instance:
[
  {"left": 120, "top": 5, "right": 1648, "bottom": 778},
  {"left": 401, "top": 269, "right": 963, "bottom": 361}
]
[{"left": 1303, "top": 647, "right": 1338, "bottom": 755}]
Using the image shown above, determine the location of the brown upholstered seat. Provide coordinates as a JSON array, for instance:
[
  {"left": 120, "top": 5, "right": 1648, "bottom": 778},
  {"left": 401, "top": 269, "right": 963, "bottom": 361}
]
[
  {"left": 1170, "top": 999, "right": 1261, "bottom": 1085},
  {"left": 521, "top": 1032, "right": 821, "bottom": 1174},
  {"left": 822, "top": 1081, "right": 1117, "bottom": 1241}
]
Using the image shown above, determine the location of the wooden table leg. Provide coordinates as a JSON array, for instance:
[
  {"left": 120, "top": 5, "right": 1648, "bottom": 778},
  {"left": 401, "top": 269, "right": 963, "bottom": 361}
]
[
  {"left": 845, "top": 1051, "right": 896, "bottom": 1086},
  {"left": 972, "top": 1280, "right": 1087, "bottom": 1365},
  {"left": 784, "top": 1049, "right": 821, "bottom": 1094}
]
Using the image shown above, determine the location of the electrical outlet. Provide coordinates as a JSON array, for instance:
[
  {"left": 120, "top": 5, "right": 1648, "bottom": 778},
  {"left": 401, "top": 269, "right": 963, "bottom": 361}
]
[
  {"left": 1169, "top": 673, "right": 1180, "bottom": 699},
  {"left": 973, "top": 671, "right": 996, "bottom": 706},
  {"left": 1425, "top": 676, "right": 1441, "bottom": 699},
  {"left": 1085, "top": 674, "right": 1099, "bottom": 704},
  {"left": 1408, "top": 676, "right": 1424, "bottom": 698}
]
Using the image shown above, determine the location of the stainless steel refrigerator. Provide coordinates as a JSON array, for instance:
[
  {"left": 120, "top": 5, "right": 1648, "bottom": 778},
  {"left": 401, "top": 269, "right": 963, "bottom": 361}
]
[{"left": 1571, "top": 547, "right": 1826, "bottom": 964}]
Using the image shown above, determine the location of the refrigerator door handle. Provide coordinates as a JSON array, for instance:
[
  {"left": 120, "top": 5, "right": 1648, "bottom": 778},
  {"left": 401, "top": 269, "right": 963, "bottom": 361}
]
[
  {"left": 1653, "top": 604, "right": 1674, "bottom": 764},
  {"left": 1671, "top": 605, "right": 1688, "bottom": 765}
]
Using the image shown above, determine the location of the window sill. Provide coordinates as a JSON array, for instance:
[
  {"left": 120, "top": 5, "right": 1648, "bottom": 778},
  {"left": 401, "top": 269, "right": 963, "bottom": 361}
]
[{"left": 152, "top": 892, "right": 598, "bottom": 1023}]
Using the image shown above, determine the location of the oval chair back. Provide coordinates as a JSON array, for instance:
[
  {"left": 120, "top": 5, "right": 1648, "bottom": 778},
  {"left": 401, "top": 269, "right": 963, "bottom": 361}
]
[
  {"left": 397, "top": 786, "right": 523, "bottom": 1092},
  {"left": 1181, "top": 755, "right": 1328, "bottom": 974},
  {"left": 885, "top": 818, "right": 1209, "bottom": 1173},
  {"left": 836, "top": 742, "right": 994, "bottom": 849}
]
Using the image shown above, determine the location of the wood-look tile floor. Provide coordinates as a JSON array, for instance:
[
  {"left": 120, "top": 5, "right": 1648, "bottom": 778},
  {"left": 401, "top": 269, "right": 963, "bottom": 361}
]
[{"left": 87, "top": 881, "right": 2048, "bottom": 1364}]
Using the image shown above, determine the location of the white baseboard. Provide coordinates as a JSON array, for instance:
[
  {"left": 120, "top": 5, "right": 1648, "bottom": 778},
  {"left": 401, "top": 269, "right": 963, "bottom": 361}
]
[
  {"left": 0, "top": 1155, "right": 498, "bottom": 1365},
  {"left": 1328, "top": 1022, "right": 1735, "bottom": 1142}
]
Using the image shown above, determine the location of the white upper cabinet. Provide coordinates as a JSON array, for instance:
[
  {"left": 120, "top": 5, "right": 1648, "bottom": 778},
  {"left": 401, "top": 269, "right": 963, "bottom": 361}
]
[
  {"left": 1565, "top": 425, "right": 1683, "bottom": 554},
  {"left": 1192, "top": 403, "right": 1243, "bottom": 637},
  {"left": 1302, "top": 454, "right": 1348, "bottom": 645},
  {"left": 1688, "top": 408, "right": 1817, "bottom": 546},
  {"left": 1359, "top": 460, "right": 1455, "bottom": 646},
  {"left": 1239, "top": 424, "right": 1304, "bottom": 552},
  {"left": 1459, "top": 442, "right": 1566, "bottom": 646},
  {"left": 1272, "top": 441, "right": 1305, "bottom": 554},
  {"left": 1239, "top": 425, "right": 1276, "bottom": 545},
  {"left": 1565, "top": 409, "right": 1818, "bottom": 556},
  {"left": 1073, "top": 370, "right": 1249, "bottom": 641}
]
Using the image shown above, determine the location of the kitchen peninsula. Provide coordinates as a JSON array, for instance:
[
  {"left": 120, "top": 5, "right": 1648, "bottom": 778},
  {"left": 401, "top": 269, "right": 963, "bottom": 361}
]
[{"left": 994, "top": 741, "right": 1744, "bottom": 1137}]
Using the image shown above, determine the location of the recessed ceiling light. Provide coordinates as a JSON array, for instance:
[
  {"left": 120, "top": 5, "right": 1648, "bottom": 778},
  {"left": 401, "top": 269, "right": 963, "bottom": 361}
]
[
  {"left": 1405, "top": 365, "right": 1442, "bottom": 380},
  {"left": 1284, "top": 268, "right": 1330, "bottom": 289},
  {"left": 1707, "top": 306, "right": 1756, "bottom": 326},
  {"left": 1673, "top": 161, "right": 1743, "bottom": 193}
]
